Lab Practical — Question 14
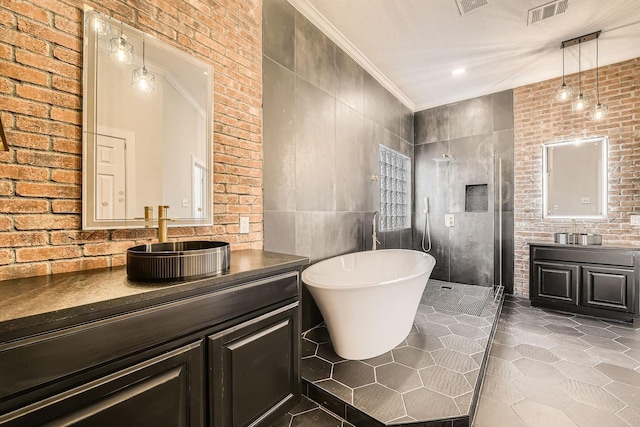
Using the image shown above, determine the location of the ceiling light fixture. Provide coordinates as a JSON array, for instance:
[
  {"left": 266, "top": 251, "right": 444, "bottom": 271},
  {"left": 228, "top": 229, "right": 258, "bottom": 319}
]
[
  {"left": 555, "top": 47, "right": 572, "bottom": 101},
  {"left": 131, "top": 38, "right": 155, "bottom": 93},
  {"left": 558, "top": 31, "right": 606, "bottom": 120},
  {"left": 451, "top": 68, "right": 466, "bottom": 76},
  {"left": 571, "top": 40, "right": 589, "bottom": 113},
  {"left": 586, "top": 34, "right": 608, "bottom": 121},
  {"left": 109, "top": 29, "right": 133, "bottom": 64}
]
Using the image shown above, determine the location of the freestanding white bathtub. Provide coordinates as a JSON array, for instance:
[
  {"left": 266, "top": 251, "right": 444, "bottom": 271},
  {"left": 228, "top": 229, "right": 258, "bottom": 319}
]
[{"left": 302, "top": 249, "right": 436, "bottom": 360}]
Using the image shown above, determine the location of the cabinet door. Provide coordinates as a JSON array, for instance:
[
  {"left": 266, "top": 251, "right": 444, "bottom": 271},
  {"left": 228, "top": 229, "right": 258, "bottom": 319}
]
[
  {"left": 581, "top": 265, "right": 635, "bottom": 313},
  {"left": 1, "top": 341, "right": 204, "bottom": 427},
  {"left": 532, "top": 261, "right": 579, "bottom": 305},
  {"left": 209, "top": 302, "right": 300, "bottom": 427}
]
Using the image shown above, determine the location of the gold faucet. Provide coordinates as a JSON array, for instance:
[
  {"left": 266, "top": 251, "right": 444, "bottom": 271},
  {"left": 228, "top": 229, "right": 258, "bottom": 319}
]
[
  {"left": 144, "top": 206, "right": 153, "bottom": 227},
  {"left": 157, "top": 205, "right": 170, "bottom": 243}
]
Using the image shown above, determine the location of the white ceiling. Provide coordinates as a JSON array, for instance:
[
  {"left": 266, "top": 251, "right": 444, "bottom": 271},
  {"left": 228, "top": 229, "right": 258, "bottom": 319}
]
[{"left": 288, "top": 0, "right": 640, "bottom": 111}]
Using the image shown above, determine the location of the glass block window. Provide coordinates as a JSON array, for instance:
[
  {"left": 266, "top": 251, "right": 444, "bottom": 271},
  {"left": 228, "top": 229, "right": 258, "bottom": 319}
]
[{"left": 379, "top": 145, "right": 411, "bottom": 231}]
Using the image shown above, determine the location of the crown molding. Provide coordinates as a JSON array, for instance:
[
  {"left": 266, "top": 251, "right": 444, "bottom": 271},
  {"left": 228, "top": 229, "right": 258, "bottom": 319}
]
[
  {"left": 163, "top": 71, "right": 206, "bottom": 119},
  {"left": 287, "top": 0, "right": 416, "bottom": 112}
]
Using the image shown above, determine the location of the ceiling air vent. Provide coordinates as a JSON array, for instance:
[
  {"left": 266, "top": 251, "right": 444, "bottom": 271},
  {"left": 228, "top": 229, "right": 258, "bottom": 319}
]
[
  {"left": 528, "top": 0, "right": 569, "bottom": 25},
  {"left": 455, "top": 0, "right": 491, "bottom": 16}
]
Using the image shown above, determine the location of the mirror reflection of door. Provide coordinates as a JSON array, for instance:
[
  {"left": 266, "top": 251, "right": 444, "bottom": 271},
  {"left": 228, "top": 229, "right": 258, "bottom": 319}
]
[
  {"left": 192, "top": 157, "right": 206, "bottom": 219},
  {"left": 95, "top": 128, "right": 137, "bottom": 220},
  {"left": 96, "top": 134, "right": 126, "bottom": 220}
]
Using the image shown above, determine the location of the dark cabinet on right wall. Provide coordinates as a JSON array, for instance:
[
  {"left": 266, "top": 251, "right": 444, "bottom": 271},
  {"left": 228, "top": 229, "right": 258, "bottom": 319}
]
[{"left": 530, "top": 244, "right": 640, "bottom": 322}]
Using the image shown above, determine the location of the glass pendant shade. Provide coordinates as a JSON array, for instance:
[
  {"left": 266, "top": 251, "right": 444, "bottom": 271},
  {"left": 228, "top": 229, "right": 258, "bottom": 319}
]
[
  {"left": 131, "top": 38, "right": 155, "bottom": 93},
  {"left": 131, "top": 66, "right": 156, "bottom": 93},
  {"left": 588, "top": 35, "right": 608, "bottom": 121},
  {"left": 109, "top": 35, "right": 133, "bottom": 63},
  {"left": 555, "top": 47, "right": 572, "bottom": 102},
  {"left": 556, "top": 31, "right": 608, "bottom": 121},
  {"left": 587, "top": 102, "right": 608, "bottom": 121},
  {"left": 571, "top": 40, "right": 590, "bottom": 113},
  {"left": 555, "top": 83, "right": 573, "bottom": 101},
  {"left": 572, "top": 92, "right": 590, "bottom": 113}
]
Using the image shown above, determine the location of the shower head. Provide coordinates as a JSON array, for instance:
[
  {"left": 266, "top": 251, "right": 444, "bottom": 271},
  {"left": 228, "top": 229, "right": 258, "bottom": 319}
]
[{"left": 433, "top": 153, "right": 455, "bottom": 162}]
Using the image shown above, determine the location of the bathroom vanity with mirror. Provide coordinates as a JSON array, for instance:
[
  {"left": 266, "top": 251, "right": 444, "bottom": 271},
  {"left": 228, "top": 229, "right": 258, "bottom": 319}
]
[
  {"left": 0, "top": 251, "right": 307, "bottom": 426},
  {"left": 529, "top": 243, "right": 639, "bottom": 322},
  {"left": 82, "top": 9, "right": 214, "bottom": 230}
]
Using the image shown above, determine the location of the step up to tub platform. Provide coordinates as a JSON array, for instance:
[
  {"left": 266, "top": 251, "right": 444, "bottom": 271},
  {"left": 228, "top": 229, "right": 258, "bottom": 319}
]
[{"left": 300, "top": 281, "right": 504, "bottom": 427}]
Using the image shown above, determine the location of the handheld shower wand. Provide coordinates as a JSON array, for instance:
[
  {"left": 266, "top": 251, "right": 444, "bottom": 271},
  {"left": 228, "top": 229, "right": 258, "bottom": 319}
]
[{"left": 421, "top": 197, "right": 432, "bottom": 252}]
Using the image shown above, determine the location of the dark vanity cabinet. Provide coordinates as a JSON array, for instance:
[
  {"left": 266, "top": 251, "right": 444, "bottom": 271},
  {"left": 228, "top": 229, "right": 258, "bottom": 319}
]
[
  {"left": 2, "top": 341, "right": 206, "bottom": 427},
  {"left": 530, "top": 244, "right": 639, "bottom": 322},
  {"left": 0, "top": 265, "right": 303, "bottom": 426},
  {"left": 209, "top": 303, "right": 299, "bottom": 426}
]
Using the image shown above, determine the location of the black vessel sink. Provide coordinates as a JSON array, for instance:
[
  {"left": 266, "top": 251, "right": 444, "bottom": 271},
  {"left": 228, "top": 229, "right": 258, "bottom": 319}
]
[{"left": 127, "top": 241, "right": 230, "bottom": 282}]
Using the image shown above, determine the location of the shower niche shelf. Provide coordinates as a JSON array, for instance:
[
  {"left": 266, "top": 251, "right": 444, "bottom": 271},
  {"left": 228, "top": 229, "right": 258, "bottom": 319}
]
[{"left": 465, "top": 184, "right": 488, "bottom": 212}]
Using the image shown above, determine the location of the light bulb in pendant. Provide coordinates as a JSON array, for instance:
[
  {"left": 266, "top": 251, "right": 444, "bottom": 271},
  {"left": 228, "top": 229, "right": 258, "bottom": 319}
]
[
  {"left": 571, "top": 39, "right": 590, "bottom": 113},
  {"left": 587, "top": 102, "right": 608, "bottom": 121},
  {"left": 132, "top": 66, "right": 156, "bottom": 93},
  {"left": 555, "top": 47, "right": 572, "bottom": 102},
  {"left": 109, "top": 33, "right": 133, "bottom": 64},
  {"left": 555, "top": 83, "right": 573, "bottom": 101},
  {"left": 587, "top": 33, "right": 608, "bottom": 122},
  {"left": 572, "top": 92, "right": 590, "bottom": 113},
  {"left": 131, "top": 38, "right": 155, "bottom": 93}
]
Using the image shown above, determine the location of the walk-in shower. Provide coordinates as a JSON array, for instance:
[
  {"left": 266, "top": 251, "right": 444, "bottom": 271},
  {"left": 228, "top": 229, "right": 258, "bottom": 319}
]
[
  {"left": 413, "top": 92, "right": 515, "bottom": 293},
  {"left": 421, "top": 155, "right": 456, "bottom": 253},
  {"left": 414, "top": 140, "right": 512, "bottom": 292}
]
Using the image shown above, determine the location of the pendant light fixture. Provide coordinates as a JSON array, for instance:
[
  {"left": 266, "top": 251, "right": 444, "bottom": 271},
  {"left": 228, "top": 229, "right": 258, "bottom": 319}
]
[
  {"left": 131, "top": 38, "right": 156, "bottom": 93},
  {"left": 109, "top": 28, "right": 134, "bottom": 64},
  {"left": 571, "top": 40, "right": 589, "bottom": 113},
  {"left": 555, "top": 46, "right": 573, "bottom": 101},
  {"left": 559, "top": 31, "right": 606, "bottom": 120},
  {"left": 587, "top": 34, "right": 608, "bottom": 121}
]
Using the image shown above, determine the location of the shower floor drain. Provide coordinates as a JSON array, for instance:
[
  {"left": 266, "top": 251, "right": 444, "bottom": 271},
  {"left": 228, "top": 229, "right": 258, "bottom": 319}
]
[{"left": 424, "top": 279, "right": 492, "bottom": 316}]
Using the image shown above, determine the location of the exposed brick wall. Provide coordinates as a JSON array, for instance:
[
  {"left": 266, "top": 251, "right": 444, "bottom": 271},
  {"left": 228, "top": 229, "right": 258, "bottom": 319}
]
[
  {"left": 0, "top": 0, "right": 263, "bottom": 280},
  {"left": 513, "top": 57, "right": 640, "bottom": 297}
]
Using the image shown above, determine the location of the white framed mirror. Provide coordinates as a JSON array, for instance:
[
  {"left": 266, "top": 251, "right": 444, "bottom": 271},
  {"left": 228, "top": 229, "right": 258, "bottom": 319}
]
[
  {"left": 82, "top": 9, "right": 214, "bottom": 229},
  {"left": 542, "top": 137, "right": 607, "bottom": 219}
]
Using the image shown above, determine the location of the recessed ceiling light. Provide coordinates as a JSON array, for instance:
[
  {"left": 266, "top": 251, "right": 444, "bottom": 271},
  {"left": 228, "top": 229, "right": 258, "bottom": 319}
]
[{"left": 451, "top": 68, "right": 466, "bottom": 76}]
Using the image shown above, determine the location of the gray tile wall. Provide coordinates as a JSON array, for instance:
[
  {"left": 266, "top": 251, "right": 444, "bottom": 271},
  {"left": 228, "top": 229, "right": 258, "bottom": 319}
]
[
  {"left": 263, "top": 0, "right": 414, "bottom": 264},
  {"left": 263, "top": 0, "right": 414, "bottom": 329},
  {"left": 413, "top": 91, "right": 515, "bottom": 292}
]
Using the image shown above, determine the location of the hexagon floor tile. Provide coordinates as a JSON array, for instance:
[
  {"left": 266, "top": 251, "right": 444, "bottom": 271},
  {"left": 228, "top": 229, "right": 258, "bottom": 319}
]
[
  {"left": 474, "top": 295, "right": 640, "bottom": 427},
  {"left": 269, "top": 396, "right": 353, "bottom": 427},
  {"left": 296, "top": 280, "right": 502, "bottom": 426},
  {"left": 274, "top": 292, "right": 640, "bottom": 426}
]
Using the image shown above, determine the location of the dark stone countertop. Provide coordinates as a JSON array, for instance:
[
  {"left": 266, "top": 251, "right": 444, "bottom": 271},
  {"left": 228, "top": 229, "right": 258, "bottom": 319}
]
[
  {"left": 527, "top": 241, "right": 640, "bottom": 251},
  {"left": 0, "top": 250, "right": 308, "bottom": 339}
]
